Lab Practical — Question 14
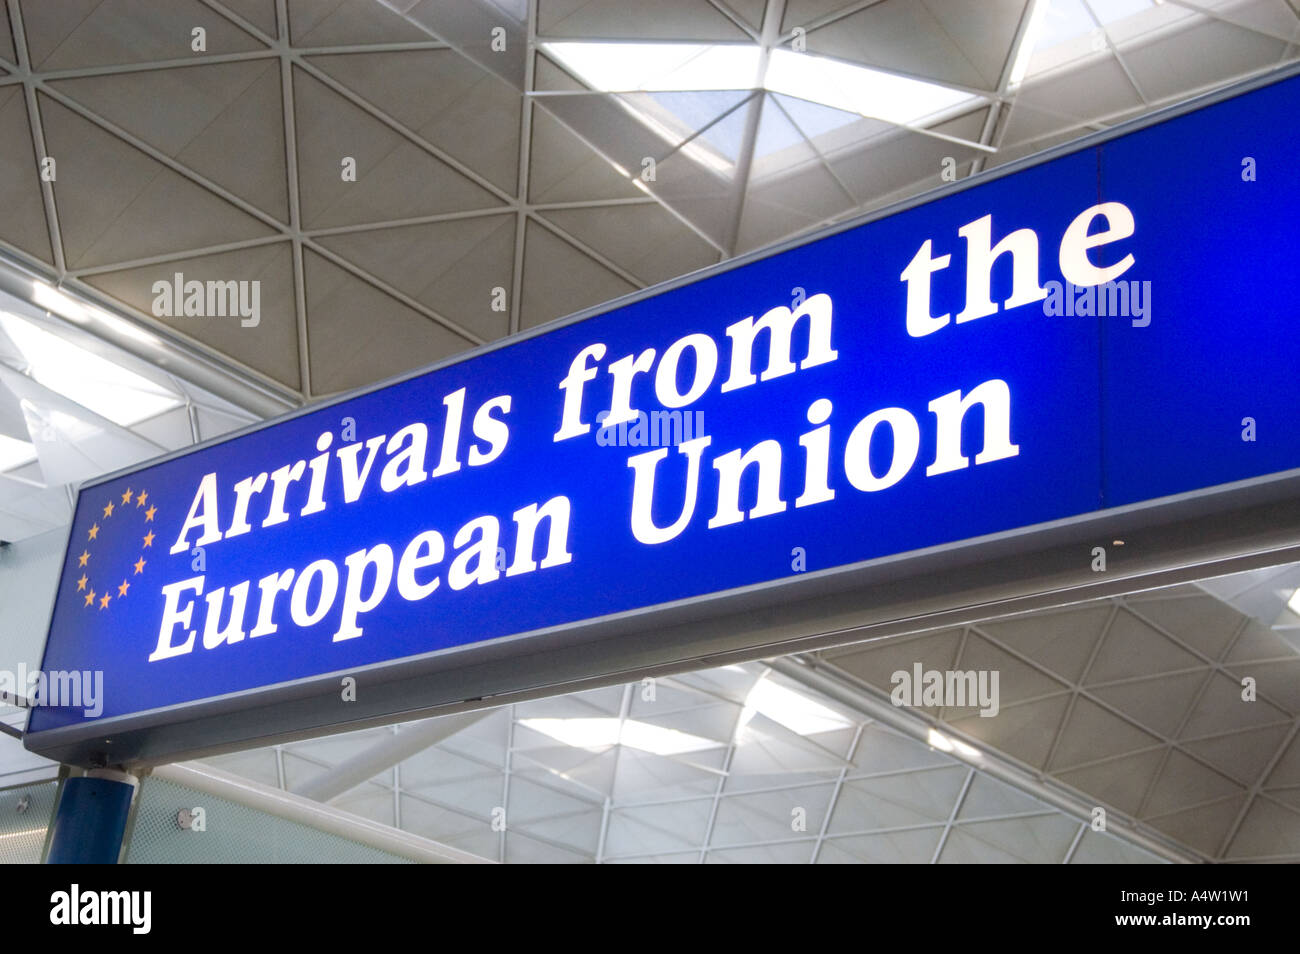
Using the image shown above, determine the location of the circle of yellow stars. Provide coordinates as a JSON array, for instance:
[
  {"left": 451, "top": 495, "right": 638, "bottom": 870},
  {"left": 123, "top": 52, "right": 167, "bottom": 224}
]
[{"left": 73, "top": 487, "right": 158, "bottom": 612}]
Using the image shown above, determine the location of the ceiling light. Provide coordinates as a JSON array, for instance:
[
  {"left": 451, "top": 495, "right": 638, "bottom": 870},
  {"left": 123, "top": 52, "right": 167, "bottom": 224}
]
[
  {"left": 0, "top": 433, "right": 37, "bottom": 471},
  {"left": 0, "top": 312, "right": 180, "bottom": 427},
  {"left": 520, "top": 717, "right": 721, "bottom": 755},
  {"left": 1287, "top": 588, "right": 1300, "bottom": 617},
  {"left": 741, "top": 676, "right": 853, "bottom": 735}
]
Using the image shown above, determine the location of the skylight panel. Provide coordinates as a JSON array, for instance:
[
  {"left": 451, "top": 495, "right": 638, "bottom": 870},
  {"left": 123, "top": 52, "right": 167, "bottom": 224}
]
[
  {"left": 520, "top": 717, "right": 721, "bottom": 755},
  {"left": 0, "top": 312, "right": 181, "bottom": 428},
  {"left": 544, "top": 41, "right": 761, "bottom": 92},
  {"left": 742, "top": 677, "right": 853, "bottom": 736},
  {"left": 765, "top": 49, "right": 980, "bottom": 126},
  {"left": 546, "top": 41, "right": 978, "bottom": 130}
]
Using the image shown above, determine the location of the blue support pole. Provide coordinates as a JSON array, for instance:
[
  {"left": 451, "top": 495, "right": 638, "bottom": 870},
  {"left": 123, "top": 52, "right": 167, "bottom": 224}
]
[{"left": 46, "top": 769, "right": 138, "bottom": 864}]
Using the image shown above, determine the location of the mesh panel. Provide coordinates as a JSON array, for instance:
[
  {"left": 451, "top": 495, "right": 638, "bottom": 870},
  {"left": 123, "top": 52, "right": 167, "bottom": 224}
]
[
  {"left": 0, "top": 780, "right": 57, "bottom": 863},
  {"left": 123, "top": 776, "right": 411, "bottom": 864}
]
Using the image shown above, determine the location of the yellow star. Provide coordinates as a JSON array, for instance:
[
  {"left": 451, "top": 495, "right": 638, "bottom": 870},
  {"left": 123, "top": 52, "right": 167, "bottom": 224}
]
[
  {"left": 121, "top": 488, "right": 133, "bottom": 505},
  {"left": 103, "top": 501, "right": 114, "bottom": 519},
  {"left": 136, "top": 490, "right": 148, "bottom": 508},
  {"left": 77, "top": 550, "right": 90, "bottom": 567},
  {"left": 117, "top": 580, "right": 130, "bottom": 598},
  {"left": 88, "top": 523, "right": 99, "bottom": 541},
  {"left": 84, "top": 589, "right": 95, "bottom": 608},
  {"left": 133, "top": 556, "right": 146, "bottom": 575},
  {"left": 76, "top": 574, "right": 87, "bottom": 591},
  {"left": 145, "top": 505, "right": 157, "bottom": 523},
  {"left": 142, "top": 531, "right": 155, "bottom": 548},
  {"left": 99, "top": 592, "right": 111, "bottom": 610}
]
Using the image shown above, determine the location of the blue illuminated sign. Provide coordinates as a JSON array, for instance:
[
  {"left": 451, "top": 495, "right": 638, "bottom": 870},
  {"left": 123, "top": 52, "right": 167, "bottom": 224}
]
[{"left": 25, "top": 68, "right": 1300, "bottom": 757}]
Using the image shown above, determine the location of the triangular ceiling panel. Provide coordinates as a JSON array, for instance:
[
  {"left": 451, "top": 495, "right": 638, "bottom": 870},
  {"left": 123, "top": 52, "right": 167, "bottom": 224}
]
[
  {"left": 39, "top": 94, "right": 278, "bottom": 270},
  {"left": 309, "top": 50, "right": 521, "bottom": 195},
  {"left": 977, "top": 606, "right": 1111, "bottom": 685},
  {"left": 957, "top": 773, "right": 1047, "bottom": 820},
  {"left": 1141, "top": 749, "right": 1244, "bottom": 819},
  {"left": 0, "top": 6, "right": 15, "bottom": 66},
  {"left": 315, "top": 213, "right": 516, "bottom": 342},
  {"left": 1225, "top": 618, "right": 1298, "bottom": 664},
  {"left": 218, "top": 0, "right": 278, "bottom": 39},
  {"left": 292, "top": 67, "right": 505, "bottom": 230},
  {"left": 818, "top": 828, "right": 942, "bottom": 863},
  {"left": 0, "top": 87, "right": 53, "bottom": 265},
  {"left": 1053, "top": 746, "right": 1167, "bottom": 817},
  {"left": 289, "top": 0, "right": 428, "bottom": 46},
  {"left": 948, "top": 631, "right": 1069, "bottom": 714},
  {"left": 1224, "top": 795, "right": 1300, "bottom": 860},
  {"left": 951, "top": 813, "right": 1079, "bottom": 864},
  {"left": 303, "top": 248, "right": 474, "bottom": 394},
  {"left": 1122, "top": 17, "right": 1289, "bottom": 104},
  {"left": 1047, "top": 697, "right": 1162, "bottom": 771},
  {"left": 1141, "top": 792, "right": 1246, "bottom": 858},
  {"left": 1262, "top": 732, "right": 1300, "bottom": 788},
  {"left": 1183, "top": 723, "right": 1292, "bottom": 787},
  {"left": 804, "top": 0, "right": 998, "bottom": 92},
  {"left": 850, "top": 722, "right": 953, "bottom": 775},
  {"left": 737, "top": 156, "right": 854, "bottom": 254},
  {"left": 519, "top": 219, "right": 635, "bottom": 330},
  {"left": 831, "top": 766, "right": 968, "bottom": 831},
  {"left": 1126, "top": 595, "right": 1246, "bottom": 661},
  {"left": 19, "top": 0, "right": 267, "bottom": 72},
  {"left": 782, "top": 0, "right": 861, "bottom": 33},
  {"left": 540, "top": 203, "right": 719, "bottom": 286},
  {"left": 825, "top": 106, "right": 989, "bottom": 210},
  {"left": 50, "top": 60, "right": 290, "bottom": 222},
  {"left": 922, "top": 0, "right": 1031, "bottom": 90},
  {"left": 537, "top": 0, "right": 751, "bottom": 41},
  {"left": 1088, "top": 670, "right": 1207, "bottom": 739},
  {"left": 1083, "top": 608, "right": 1205, "bottom": 686},
  {"left": 820, "top": 628, "right": 965, "bottom": 711},
  {"left": 1178, "top": 672, "right": 1291, "bottom": 738},
  {"left": 84, "top": 241, "right": 302, "bottom": 391},
  {"left": 610, "top": 753, "right": 718, "bottom": 803},
  {"left": 949, "top": 692, "right": 1070, "bottom": 770},
  {"left": 390, "top": 0, "right": 528, "bottom": 91},
  {"left": 527, "top": 104, "right": 644, "bottom": 204},
  {"left": 1001, "top": 57, "right": 1144, "bottom": 147},
  {"left": 532, "top": 86, "right": 713, "bottom": 175},
  {"left": 1240, "top": 657, "right": 1300, "bottom": 717},
  {"left": 724, "top": 0, "right": 766, "bottom": 33}
]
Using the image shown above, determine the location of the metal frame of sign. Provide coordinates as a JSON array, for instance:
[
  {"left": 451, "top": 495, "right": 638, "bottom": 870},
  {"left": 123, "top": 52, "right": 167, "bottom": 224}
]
[{"left": 24, "top": 60, "right": 1300, "bottom": 767}]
